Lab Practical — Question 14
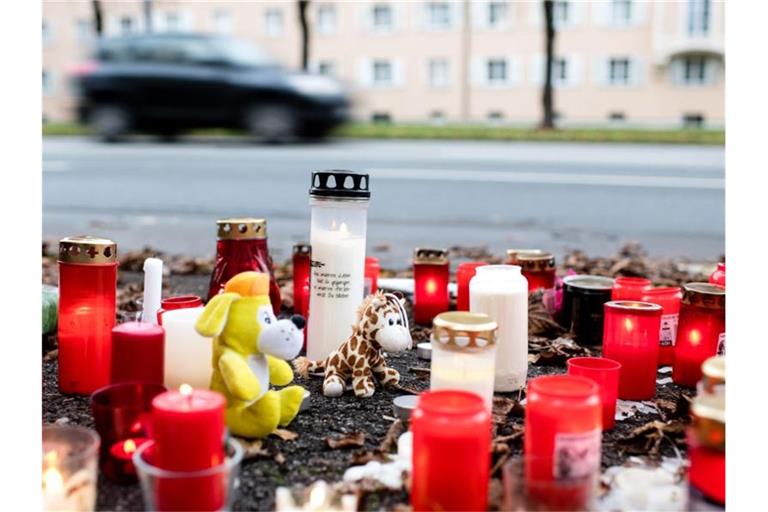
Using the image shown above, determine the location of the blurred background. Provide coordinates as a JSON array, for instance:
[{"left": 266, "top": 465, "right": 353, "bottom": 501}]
[{"left": 42, "top": 0, "right": 724, "bottom": 267}]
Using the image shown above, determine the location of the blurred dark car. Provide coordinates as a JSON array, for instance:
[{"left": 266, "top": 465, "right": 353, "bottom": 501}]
[{"left": 72, "top": 33, "right": 351, "bottom": 142}]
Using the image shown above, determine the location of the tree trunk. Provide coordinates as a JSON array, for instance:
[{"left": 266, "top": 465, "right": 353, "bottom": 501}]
[
  {"left": 298, "top": 1, "right": 310, "bottom": 71},
  {"left": 540, "top": 0, "right": 556, "bottom": 130},
  {"left": 143, "top": 0, "right": 153, "bottom": 33},
  {"left": 91, "top": 0, "right": 103, "bottom": 37}
]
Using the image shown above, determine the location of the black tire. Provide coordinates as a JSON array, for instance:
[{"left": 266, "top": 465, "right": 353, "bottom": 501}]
[
  {"left": 244, "top": 104, "right": 297, "bottom": 144},
  {"left": 88, "top": 104, "right": 131, "bottom": 142}
]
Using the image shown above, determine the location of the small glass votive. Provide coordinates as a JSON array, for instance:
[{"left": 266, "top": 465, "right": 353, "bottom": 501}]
[
  {"left": 567, "top": 357, "right": 621, "bottom": 430},
  {"left": 133, "top": 438, "right": 244, "bottom": 512},
  {"left": 91, "top": 381, "right": 167, "bottom": 483},
  {"left": 275, "top": 481, "right": 358, "bottom": 511},
  {"left": 42, "top": 425, "right": 100, "bottom": 512},
  {"left": 501, "top": 456, "right": 597, "bottom": 512}
]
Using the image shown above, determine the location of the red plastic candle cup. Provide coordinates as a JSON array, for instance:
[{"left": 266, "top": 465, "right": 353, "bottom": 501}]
[
  {"left": 566, "top": 357, "right": 621, "bottom": 430},
  {"left": 411, "top": 390, "right": 491, "bottom": 512},
  {"left": 91, "top": 381, "right": 167, "bottom": 482},
  {"left": 107, "top": 437, "right": 150, "bottom": 483},
  {"left": 641, "top": 286, "right": 682, "bottom": 366},
  {"left": 364, "top": 256, "right": 381, "bottom": 296},
  {"left": 413, "top": 248, "right": 450, "bottom": 326},
  {"left": 508, "top": 250, "right": 556, "bottom": 293},
  {"left": 456, "top": 261, "right": 488, "bottom": 311},
  {"left": 156, "top": 295, "right": 203, "bottom": 325},
  {"left": 611, "top": 276, "right": 652, "bottom": 301},
  {"left": 292, "top": 243, "right": 311, "bottom": 320},
  {"left": 709, "top": 262, "right": 725, "bottom": 287},
  {"left": 207, "top": 218, "right": 281, "bottom": 314},
  {"left": 602, "top": 301, "right": 662, "bottom": 400},
  {"left": 524, "top": 375, "right": 601, "bottom": 511},
  {"left": 111, "top": 322, "right": 165, "bottom": 385},
  {"left": 58, "top": 236, "right": 118, "bottom": 395},
  {"left": 688, "top": 393, "right": 725, "bottom": 505},
  {"left": 673, "top": 283, "right": 725, "bottom": 388}
]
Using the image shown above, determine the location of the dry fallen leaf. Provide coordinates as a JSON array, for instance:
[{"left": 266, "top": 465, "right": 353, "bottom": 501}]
[
  {"left": 272, "top": 429, "right": 299, "bottom": 442},
  {"left": 379, "top": 420, "right": 404, "bottom": 454},
  {"left": 326, "top": 431, "right": 366, "bottom": 449},
  {"left": 238, "top": 439, "right": 270, "bottom": 461},
  {"left": 618, "top": 420, "right": 687, "bottom": 456},
  {"left": 529, "top": 336, "right": 594, "bottom": 366}
]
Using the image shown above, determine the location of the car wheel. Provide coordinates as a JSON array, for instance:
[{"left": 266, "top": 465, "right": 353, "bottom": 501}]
[
  {"left": 244, "top": 104, "right": 296, "bottom": 143},
  {"left": 89, "top": 104, "right": 131, "bottom": 142}
]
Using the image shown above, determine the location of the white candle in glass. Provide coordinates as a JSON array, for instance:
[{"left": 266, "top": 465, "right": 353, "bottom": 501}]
[
  {"left": 470, "top": 265, "right": 528, "bottom": 392},
  {"left": 162, "top": 307, "right": 211, "bottom": 389},
  {"left": 42, "top": 426, "right": 99, "bottom": 512},
  {"left": 142, "top": 257, "right": 163, "bottom": 325}
]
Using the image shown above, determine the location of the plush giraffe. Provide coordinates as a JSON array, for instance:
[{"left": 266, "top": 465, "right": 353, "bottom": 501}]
[{"left": 294, "top": 292, "right": 412, "bottom": 398}]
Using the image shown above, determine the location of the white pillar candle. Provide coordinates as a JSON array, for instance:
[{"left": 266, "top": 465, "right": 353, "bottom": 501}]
[
  {"left": 162, "top": 307, "right": 211, "bottom": 389},
  {"left": 142, "top": 257, "right": 163, "bottom": 325},
  {"left": 469, "top": 265, "right": 528, "bottom": 392}
]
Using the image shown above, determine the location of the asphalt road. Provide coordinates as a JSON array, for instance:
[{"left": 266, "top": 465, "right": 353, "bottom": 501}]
[{"left": 43, "top": 137, "right": 725, "bottom": 267}]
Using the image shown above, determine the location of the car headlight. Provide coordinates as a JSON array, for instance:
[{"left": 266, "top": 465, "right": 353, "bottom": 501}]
[{"left": 286, "top": 75, "right": 344, "bottom": 97}]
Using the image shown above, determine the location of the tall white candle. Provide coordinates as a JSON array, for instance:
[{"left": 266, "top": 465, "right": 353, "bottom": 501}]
[
  {"left": 470, "top": 265, "right": 528, "bottom": 392},
  {"left": 142, "top": 257, "right": 163, "bottom": 325},
  {"left": 162, "top": 307, "right": 211, "bottom": 389}
]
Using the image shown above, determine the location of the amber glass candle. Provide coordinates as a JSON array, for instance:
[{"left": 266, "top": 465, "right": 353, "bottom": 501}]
[
  {"left": 413, "top": 248, "right": 450, "bottom": 325},
  {"left": 641, "top": 286, "right": 683, "bottom": 366},
  {"left": 673, "top": 283, "right": 725, "bottom": 388},
  {"left": 602, "top": 301, "right": 662, "bottom": 400}
]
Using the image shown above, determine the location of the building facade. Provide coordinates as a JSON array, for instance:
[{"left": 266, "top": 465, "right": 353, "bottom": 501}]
[{"left": 43, "top": 0, "right": 724, "bottom": 128}]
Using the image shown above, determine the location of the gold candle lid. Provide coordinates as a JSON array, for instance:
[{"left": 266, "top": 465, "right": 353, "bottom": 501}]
[
  {"left": 293, "top": 242, "right": 311, "bottom": 256},
  {"left": 413, "top": 248, "right": 449, "bottom": 265},
  {"left": 508, "top": 250, "right": 555, "bottom": 271},
  {"left": 217, "top": 218, "right": 267, "bottom": 240},
  {"left": 682, "top": 282, "right": 725, "bottom": 309},
  {"left": 432, "top": 311, "right": 497, "bottom": 350},
  {"left": 58, "top": 235, "right": 117, "bottom": 264},
  {"left": 691, "top": 392, "right": 725, "bottom": 450},
  {"left": 700, "top": 356, "right": 725, "bottom": 394}
]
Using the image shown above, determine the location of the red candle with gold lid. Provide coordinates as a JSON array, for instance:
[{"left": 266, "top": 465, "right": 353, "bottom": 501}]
[
  {"left": 413, "top": 248, "right": 450, "bottom": 325},
  {"left": 507, "top": 250, "right": 556, "bottom": 293},
  {"left": 688, "top": 391, "right": 725, "bottom": 505}
]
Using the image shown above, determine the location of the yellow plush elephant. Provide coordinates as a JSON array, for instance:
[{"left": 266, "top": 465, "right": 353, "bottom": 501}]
[{"left": 195, "top": 271, "right": 306, "bottom": 438}]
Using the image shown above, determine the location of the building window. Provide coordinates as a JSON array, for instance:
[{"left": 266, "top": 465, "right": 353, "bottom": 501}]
[
  {"left": 371, "top": 112, "right": 392, "bottom": 123},
  {"left": 165, "top": 12, "right": 182, "bottom": 32},
  {"left": 487, "top": 1, "right": 507, "bottom": 27},
  {"left": 683, "top": 56, "right": 708, "bottom": 84},
  {"left": 487, "top": 111, "right": 504, "bottom": 123},
  {"left": 688, "top": 0, "right": 711, "bottom": 35},
  {"left": 265, "top": 9, "right": 284, "bottom": 37},
  {"left": 318, "top": 61, "right": 336, "bottom": 76},
  {"left": 553, "top": 58, "right": 568, "bottom": 84},
  {"left": 611, "top": 0, "right": 632, "bottom": 24},
  {"left": 553, "top": 1, "right": 570, "bottom": 25},
  {"left": 608, "top": 58, "right": 631, "bottom": 85},
  {"left": 75, "top": 19, "right": 94, "bottom": 43},
  {"left": 317, "top": 4, "right": 337, "bottom": 34},
  {"left": 213, "top": 9, "right": 232, "bottom": 34},
  {"left": 428, "top": 58, "right": 450, "bottom": 88},
  {"left": 42, "top": 20, "right": 52, "bottom": 45},
  {"left": 429, "top": 110, "right": 445, "bottom": 124},
  {"left": 42, "top": 70, "right": 52, "bottom": 95},
  {"left": 609, "top": 112, "right": 626, "bottom": 123},
  {"left": 372, "top": 3, "right": 393, "bottom": 31},
  {"left": 487, "top": 59, "right": 507, "bottom": 84},
  {"left": 426, "top": 2, "right": 451, "bottom": 28},
  {"left": 119, "top": 16, "right": 134, "bottom": 35},
  {"left": 682, "top": 113, "right": 705, "bottom": 128},
  {"left": 372, "top": 60, "right": 393, "bottom": 86}
]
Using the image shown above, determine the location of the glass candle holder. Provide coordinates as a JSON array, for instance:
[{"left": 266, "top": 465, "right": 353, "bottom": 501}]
[
  {"left": 709, "top": 262, "right": 725, "bottom": 287},
  {"left": 698, "top": 355, "right": 725, "bottom": 398},
  {"left": 307, "top": 171, "right": 370, "bottom": 360},
  {"left": 640, "top": 286, "right": 683, "bottom": 366},
  {"left": 156, "top": 295, "right": 203, "bottom": 325},
  {"left": 469, "top": 265, "right": 528, "bottom": 392},
  {"left": 58, "top": 236, "right": 118, "bottom": 395},
  {"left": 364, "top": 256, "right": 381, "bottom": 296},
  {"left": 502, "top": 456, "right": 597, "bottom": 512},
  {"left": 207, "top": 218, "right": 281, "bottom": 313},
  {"left": 524, "top": 375, "right": 601, "bottom": 511},
  {"left": 413, "top": 248, "right": 450, "bottom": 326},
  {"left": 111, "top": 322, "right": 165, "bottom": 385},
  {"left": 566, "top": 357, "right": 621, "bottom": 431},
  {"left": 673, "top": 283, "right": 725, "bottom": 388},
  {"left": 456, "top": 261, "right": 487, "bottom": 311},
  {"left": 275, "top": 481, "right": 358, "bottom": 511},
  {"left": 292, "top": 243, "right": 311, "bottom": 322},
  {"left": 162, "top": 307, "right": 211, "bottom": 390},
  {"left": 43, "top": 425, "right": 100, "bottom": 512},
  {"left": 411, "top": 390, "right": 492, "bottom": 512},
  {"left": 602, "top": 301, "right": 662, "bottom": 400},
  {"left": 508, "top": 250, "right": 556, "bottom": 293},
  {"left": 611, "top": 276, "right": 652, "bottom": 301},
  {"left": 688, "top": 392, "right": 725, "bottom": 506},
  {"left": 430, "top": 312, "right": 498, "bottom": 411},
  {"left": 91, "top": 381, "right": 167, "bottom": 483},
  {"left": 134, "top": 437, "right": 243, "bottom": 512},
  {"left": 560, "top": 275, "right": 614, "bottom": 346}
]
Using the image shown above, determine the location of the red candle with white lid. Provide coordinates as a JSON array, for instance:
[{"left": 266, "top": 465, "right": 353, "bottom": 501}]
[
  {"left": 111, "top": 322, "right": 164, "bottom": 385},
  {"left": 413, "top": 248, "right": 450, "bottom": 325},
  {"left": 640, "top": 286, "right": 682, "bottom": 366},
  {"left": 156, "top": 295, "right": 203, "bottom": 325}
]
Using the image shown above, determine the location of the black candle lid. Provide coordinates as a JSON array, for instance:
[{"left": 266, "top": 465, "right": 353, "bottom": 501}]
[{"left": 310, "top": 170, "right": 370, "bottom": 200}]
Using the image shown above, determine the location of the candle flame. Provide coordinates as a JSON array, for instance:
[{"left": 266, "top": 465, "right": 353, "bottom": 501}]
[
  {"left": 339, "top": 222, "right": 349, "bottom": 235},
  {"left": 309, "top": 482, "right": 328, "bottom": 509},
  {"left": 624, "top": 318, "right": 634, "bottom": 332},
  {"left": 689, "top": 329, "right": 701, "bottom": 346},
  {"left": 426, "top": 279, "right": 437, "bottom": 294},
  {"left": 124, "top": 439, "right": 137, "bottom": 454},
  {"left": 43, "top": 452, "right": 64, "bottom": 492},
  {"left": 180, "top": 384, "right": 193, "bottom": 396}
]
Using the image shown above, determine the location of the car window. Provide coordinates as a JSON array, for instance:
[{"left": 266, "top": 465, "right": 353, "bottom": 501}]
[
  {"left": 208, "top": 37, "right": 277, "bottom": 68},
  {"left": 97, "top": 37, "right": 220, "bottom": 65}
]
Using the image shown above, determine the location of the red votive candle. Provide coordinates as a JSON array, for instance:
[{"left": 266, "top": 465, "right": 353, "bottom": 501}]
[
  {"left": 413, "top": 248, "right": 450, "bottom": 325},
  {"left": 602, "top": 301, "right": 662, "bottom": 400},
  {"left": 208, "top": 218, "right": 281, "bottom": 314},
  {"left": 709, "top": 262, "right": 725, "bottom": 287},
  {"left": 524, "top": 375, "right": 601, "bottom": 510},
  {"left": 566, "top": 357, "right": 621, "bottom": 430},
  {"left": 58, "top": 236, "right": 118, "bottom": 395},
  {"left": 673, "top": 283, "right": 725, "bottom": 388},
  {"left": 411, "top": 390, "right": 491, "bottom": 511},
  {"left": 365, "top": 256, "right": 381, "bottom": 296},
  {"left": 157, "top": 295, "right": 203, "bottom": 325},
  {"left": 611, "top": 276, "right": 652, "bottom": 301},
  {"left": 111, "top": 322, "right": 164, "bottom": 385},
  {"left": 108, "top": 437, "right": 150, "bottom": 482},
  {"left": 641, "top": 286, "right": 683, "bottom": 366},
  {"left": 508, "top": 250, "right": 556, "bottom": 293},
  {"left": 688, "top": 392, "right": 725, "bottom": 505},
  {"left": 292, "top": 243, "right": 311, "bottom": 322},
  {"left": 456, "top": 261, "right": 487, "bottom": 311}
]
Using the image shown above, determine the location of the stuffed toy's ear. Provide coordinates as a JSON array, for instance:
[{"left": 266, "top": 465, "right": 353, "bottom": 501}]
[
  {"left": 224, "top": 271, "right": 269, "bottom": 297},
  {"left": 195, "top": 292, "right": 240, "bottom": 338}
]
